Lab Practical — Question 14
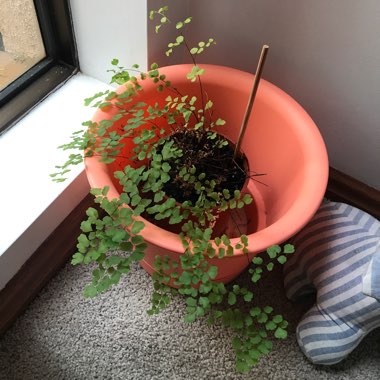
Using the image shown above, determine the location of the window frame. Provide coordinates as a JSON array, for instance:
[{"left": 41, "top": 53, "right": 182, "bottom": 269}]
[{"left": 0, "top": 0, "right": 79, "bottom": 135}]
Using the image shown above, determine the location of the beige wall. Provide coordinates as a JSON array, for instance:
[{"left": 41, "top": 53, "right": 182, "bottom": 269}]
[{"left": 148, "top": 0, "right": 380, "bottom": 189}]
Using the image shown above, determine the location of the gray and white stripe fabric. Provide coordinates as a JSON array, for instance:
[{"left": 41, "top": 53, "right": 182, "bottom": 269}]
[
  {"left": 283, "top": 201, "right": 380, "bottom": 365},
  {"left": 363, "top": 241, "right": 380, "bottom": 301}
]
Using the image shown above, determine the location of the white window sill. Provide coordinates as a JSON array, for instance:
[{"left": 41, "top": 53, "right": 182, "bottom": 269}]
[{"left": 0, "top": 73, "right": 111, "bottom": 290}]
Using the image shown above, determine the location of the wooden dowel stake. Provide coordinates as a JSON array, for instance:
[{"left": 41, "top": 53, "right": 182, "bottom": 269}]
[{"left": 234, "top": 45, "right": 269, "bottom": 159}]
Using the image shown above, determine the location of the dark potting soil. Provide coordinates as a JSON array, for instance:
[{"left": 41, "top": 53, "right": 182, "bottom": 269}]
[{"left": 160, "top": 129, "right": 247, "bottom": 204}]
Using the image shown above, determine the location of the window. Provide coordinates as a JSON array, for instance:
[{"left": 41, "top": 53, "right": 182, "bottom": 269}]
[
  {"left": 0, "top": 0, "right": 46, "bottom": 90},
  {"left": 0, "top": 0, "right": 78, "bottom": 135}
]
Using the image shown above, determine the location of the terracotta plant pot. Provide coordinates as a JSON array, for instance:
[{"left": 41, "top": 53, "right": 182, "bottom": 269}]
[{"left": 85, "top": 64, "right": 328, "bottom": 284}]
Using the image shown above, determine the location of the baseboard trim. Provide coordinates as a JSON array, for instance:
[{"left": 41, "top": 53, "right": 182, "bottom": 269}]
[
  {"left": 0, "top": 167, "right": 379, "bottom": 336},
  {"left": 327, "top": 167, "right": 380, "bottom": 219},
  {"left": 0, "top": 193, "right": 95, "bottom": 336}
]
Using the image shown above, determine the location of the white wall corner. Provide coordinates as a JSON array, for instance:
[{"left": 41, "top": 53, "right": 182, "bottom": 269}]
[{"left": 70, "top": 0, "right": 148, "bottom": 83}]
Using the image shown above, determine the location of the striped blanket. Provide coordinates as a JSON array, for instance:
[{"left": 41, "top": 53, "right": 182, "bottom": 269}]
[{"left": 284, "top": 201, "right": 380, "bottom": 365}]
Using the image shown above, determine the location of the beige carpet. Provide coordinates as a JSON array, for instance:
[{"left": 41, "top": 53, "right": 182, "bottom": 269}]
[{"left": 0, "top": 260, "right": 379, "bottom": 380}]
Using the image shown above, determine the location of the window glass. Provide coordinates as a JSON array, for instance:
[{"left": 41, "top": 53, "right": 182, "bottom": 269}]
[{"left": 0, "top": 0, "right": 46, "bottom": 91}]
